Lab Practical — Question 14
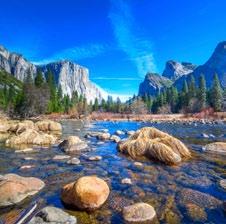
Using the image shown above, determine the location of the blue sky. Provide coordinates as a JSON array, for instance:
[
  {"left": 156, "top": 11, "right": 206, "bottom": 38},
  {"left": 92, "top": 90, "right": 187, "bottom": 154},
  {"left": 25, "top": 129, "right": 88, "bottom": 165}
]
[{"left": 0, "top": 0, "right": 226, "bottom": 100}]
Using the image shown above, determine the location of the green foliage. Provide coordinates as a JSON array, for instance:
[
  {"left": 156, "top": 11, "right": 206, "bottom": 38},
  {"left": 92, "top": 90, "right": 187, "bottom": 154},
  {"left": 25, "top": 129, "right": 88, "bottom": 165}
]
[
  {"left": 35, "top": 70, "right": 44, "bottom": 87},
  {"left": 198, "top": 74, "right": 207, "bottom": 110},
  {"left": 210, "top": 73, "right": 223, "bottom": 111}
]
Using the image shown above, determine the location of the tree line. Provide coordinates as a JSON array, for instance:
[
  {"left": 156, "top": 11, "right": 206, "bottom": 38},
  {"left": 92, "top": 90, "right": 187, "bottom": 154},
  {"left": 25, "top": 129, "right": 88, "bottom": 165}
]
[
  {"left": 140, "top": 73, "right": 224, "bottom": 114},
  {"left": 0, "top": 70, "right": 225, "bottom": 117}
]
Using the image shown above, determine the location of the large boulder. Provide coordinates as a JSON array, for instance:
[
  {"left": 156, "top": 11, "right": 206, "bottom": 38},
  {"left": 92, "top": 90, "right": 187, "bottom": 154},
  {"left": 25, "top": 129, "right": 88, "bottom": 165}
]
[
  {"left": 35, "top": 120, "right": 62, "bottom": 132},
  {"left": 118, "top": 127, "right": 191, "bottom": 165},
  {"left": 204, "top": 142, "right": 226, "bottom": 154},
  {"left": 61, "top": 176, "right": 110, "bottom": 211},
  {"left": 9, "top": 120, "right": 35, "bottom": 134},
  {"left": 0, "top": 174, "right": 45, "bottom": 207},
  {"left": 29, "top": 206, "right": 77, "bottom": 224},
  {"left": 122, "top": 203, "right": 156, "bottom": 223},
  {"left": 59, "top": 136, "right": 88, "bottom": 152},
  {"left": 0, "top": 120, "right": 10, "bottom": 133},
  {"left": 6, "top": 129, "right": 57, "bottom": 147}
]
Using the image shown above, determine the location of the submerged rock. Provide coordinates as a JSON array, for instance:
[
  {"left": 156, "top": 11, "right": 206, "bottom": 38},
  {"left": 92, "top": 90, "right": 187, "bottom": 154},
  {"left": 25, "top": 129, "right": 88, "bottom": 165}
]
[
  {"left": 59, "top": 136, "right": 88, "bottom": 152},
  {"left": 204, "top": 142, "right": 226, "bottom": 154},
  {"left": 0, "top": 174, "right": 45, "bottom": 207},
  {"left": 122, "top": 202, "right": 156, "bottom": 223},
  {"left": 29, "top": 206, "right": 77, "bottom": 224},
  {"left": 185, "top": 203, "right": 207, "bottom": 222},
  {"left": 6, "top": 129, "right": 56, "bottom": 147},
  {"left": 179, "top": 188, "right": 222, "bottom": 209},
  {"left": 61, "top": 176, "right": 110, "bottom": 211},
  {"left": 118, "top": 127, "right": 191, "bottom": 165}
]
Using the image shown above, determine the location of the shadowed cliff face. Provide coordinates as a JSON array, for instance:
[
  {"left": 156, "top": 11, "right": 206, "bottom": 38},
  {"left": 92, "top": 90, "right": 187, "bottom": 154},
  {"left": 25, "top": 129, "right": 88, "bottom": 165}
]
[
  {"left": 0, "top": 45, "right": 106, "bottom": 103},
  {"left": 139, "top": 41, "right": 226, "bottom": 96},
  {"left": 138, "top": 73, "right": 172, "bottom": 96}
]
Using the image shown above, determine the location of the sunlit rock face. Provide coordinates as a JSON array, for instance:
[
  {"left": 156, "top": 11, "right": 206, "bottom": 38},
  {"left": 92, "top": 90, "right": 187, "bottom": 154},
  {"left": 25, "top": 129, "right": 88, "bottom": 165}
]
[
  {"left": 0, "top": 45, "right": 106, "bottom": 103},
  {"left": 162, "top": 60, "right": 196, "bottom": 81},
  {"left": 0, "top": 45, "right": 37, "bottom": 81},
  {"left": 40, "top": 61, "right": 105, "bottom": 103}
]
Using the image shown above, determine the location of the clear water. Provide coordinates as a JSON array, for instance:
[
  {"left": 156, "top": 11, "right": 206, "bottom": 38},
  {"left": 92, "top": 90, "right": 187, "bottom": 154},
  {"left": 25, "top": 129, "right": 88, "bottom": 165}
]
[{"left": 0, "top": 120, "right": 226, "bottom": 224}]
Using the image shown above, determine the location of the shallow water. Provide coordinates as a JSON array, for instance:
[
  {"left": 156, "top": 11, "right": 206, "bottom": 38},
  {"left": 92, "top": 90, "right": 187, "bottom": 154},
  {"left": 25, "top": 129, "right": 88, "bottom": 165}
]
[{"left": 0, "top": 120, "right": 226, "bottom": 223}]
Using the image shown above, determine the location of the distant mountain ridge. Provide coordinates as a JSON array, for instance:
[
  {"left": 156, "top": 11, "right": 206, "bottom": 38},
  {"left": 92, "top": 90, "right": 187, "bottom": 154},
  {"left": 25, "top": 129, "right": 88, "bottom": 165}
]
[
  {"left": 0, "top": 45, "right": 106, "bottom": 103},
  {"left": 138, "top": 41, "right": 226, "bottom": 96}
]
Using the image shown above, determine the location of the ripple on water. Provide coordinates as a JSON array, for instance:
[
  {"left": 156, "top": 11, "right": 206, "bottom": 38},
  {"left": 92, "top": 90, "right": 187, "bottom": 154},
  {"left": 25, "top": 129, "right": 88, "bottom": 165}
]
[{"left": 0, "top": 120, "right": 226, "bottom": 223}]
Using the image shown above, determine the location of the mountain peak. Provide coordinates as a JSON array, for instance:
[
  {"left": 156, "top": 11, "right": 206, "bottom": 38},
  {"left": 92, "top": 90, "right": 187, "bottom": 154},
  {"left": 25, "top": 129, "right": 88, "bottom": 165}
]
[{"left": 162, "top": 60, "right": 196, "bottom": 81}]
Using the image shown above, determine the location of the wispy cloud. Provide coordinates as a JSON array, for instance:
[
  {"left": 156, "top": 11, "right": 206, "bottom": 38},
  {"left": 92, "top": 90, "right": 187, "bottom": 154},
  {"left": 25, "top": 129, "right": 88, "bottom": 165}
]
[
  {"left": 109, "top": 0, "right": 157, "bottom": 77},
  {"left": 92, "top": 76, "right": 142, "bottom": 81},
  {"left": 33, "top": 43, "right": 108, "bottom": 65}
]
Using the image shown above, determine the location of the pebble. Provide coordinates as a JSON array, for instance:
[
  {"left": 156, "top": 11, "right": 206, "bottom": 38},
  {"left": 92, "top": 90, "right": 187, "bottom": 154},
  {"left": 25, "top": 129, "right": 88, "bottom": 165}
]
[
  {"left": 53, "top": 155, "right": 71, "bottom": 160},
  {"left": 88, "top": 156, "right": 102, "bottom": 161},
  {"left": 121, "top": 178, "right": 132, "bottom": 185},
  {"left": 67, "top": 157, "right": 81, "bottom": 165}
]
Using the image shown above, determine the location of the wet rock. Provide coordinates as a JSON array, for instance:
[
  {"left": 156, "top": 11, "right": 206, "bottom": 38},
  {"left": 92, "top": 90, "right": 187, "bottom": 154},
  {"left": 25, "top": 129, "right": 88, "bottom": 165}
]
[
  {"left": 121, "top": 178, "right": 132, "bottom": 185},
  {"left": 88, "top": 156, "right": 102, "bottom": 161},
  {"left": 19, "top": 165, "right": 35, "bottom": 170},
  {"left": 0, "top": 121, "right": 10, "bottom": 133},
  {"left": 9, "top": 120, "right": 35, "bottom": 134},
  {"left": 59, "top": 136, "right": 88, "bottom": 152},
  {"left": 110, "top": 135, "right": 121, "bottom": 143},
  {"left": 15, "top": 148, "right": 34, "bottom": 153},
  {"left": 118, "top": 127, "right": 191, "bottom": 165},
  {"left": 179, "top": 188, "right": 222, "bottom": 209},
  {"left": 134, "top": 162, "right": 143, "bottom": 167},
  {"left": 53, "top": 155, "right": 71, "bottom": 160},
  {"left": 61, "top": 176, "right": 110, "bottom": 211},
  {"left": 115, "top": 130, "right": 125, "bottom": 135},
  {"left": 185, "top": 203, "right": 207, "bottom": 222},
  {"left": 67, "top": 157, "right": 81, "bottom": 165},
  {"left": 24, "top": 157, "right": 35, "bottom": 161},
  {"left": 219, "top": 179, "right": 226, "bottom": 190},
  {"left": 201, "top": 133, "right": 209, "bottom": 138},
  {"left": 35, "top": 120, "right": 62, "bottom": 132},
  {"left": 204, "top": 142, "right": 226, "bottom": 154},
  {"left": 0, "top": 174, "right": 45, "bottom": 207},
  {"left": 127, "top": 130, "right": 135, "bottom": 136},
  {"left": 97, "top": 132, "right": 110, "bottom": 141},
  {"left": 29, "top": 206, "right": 77, "bottom": 224},
  {"left": 122, "top": 202, "right": 156, "bottom": 223},
  {"left": 6, "top": 129, "right": 57, "bottom": 147}
]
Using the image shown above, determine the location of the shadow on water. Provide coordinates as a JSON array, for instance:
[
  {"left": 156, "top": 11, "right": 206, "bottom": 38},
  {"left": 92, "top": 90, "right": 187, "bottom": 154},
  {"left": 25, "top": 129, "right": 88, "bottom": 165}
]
[{"left": 0, "top": 120, "right": 226, "bottom": 223}]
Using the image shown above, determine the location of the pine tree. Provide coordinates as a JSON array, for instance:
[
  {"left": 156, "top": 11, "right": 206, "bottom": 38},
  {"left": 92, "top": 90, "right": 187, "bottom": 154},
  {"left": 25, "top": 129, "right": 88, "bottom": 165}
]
[
  {"left": 24, "top": 71, "right": 33, "bottom": 84},
  {"left": 211, "top": 73, "right": 223, "bottom": 111},
  {"left": 93, "top": 98, "right": 99, "bottom": 111},
  {"left": 35, "top": 70, "right": 44, "bottom": 87},
  {"left": 188, "top": 75, "right": 196, "bottom": 99},
  {"left": 198, "top": 74, "right": 207, "bottom": 110}
]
